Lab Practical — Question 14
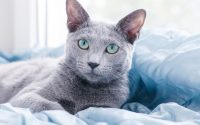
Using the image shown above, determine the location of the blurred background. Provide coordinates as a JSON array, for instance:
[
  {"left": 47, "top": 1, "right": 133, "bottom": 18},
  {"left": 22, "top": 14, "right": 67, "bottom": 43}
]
[{"left": 0, "top": 0, "right": 200, "bottom": 54}]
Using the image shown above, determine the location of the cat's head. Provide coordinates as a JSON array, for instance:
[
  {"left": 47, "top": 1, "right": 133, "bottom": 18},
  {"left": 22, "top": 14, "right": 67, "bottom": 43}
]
[{"left": 65, "top": 0, "right": 146, "bottom": 84}]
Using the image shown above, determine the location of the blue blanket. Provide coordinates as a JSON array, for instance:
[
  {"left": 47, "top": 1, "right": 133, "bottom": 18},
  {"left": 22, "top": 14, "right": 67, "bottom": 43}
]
[
  {"left": 0, "top": 45, "right": 64, "bottom": 63},
  {"left": 129, "top": 29, "right": 200, "bottom": 111},
  {"left": 0, "top": 103, "right": 200, "bottom": 125},
  {"left": 0, "top": 29, "right": 200, "bottom": 124}
]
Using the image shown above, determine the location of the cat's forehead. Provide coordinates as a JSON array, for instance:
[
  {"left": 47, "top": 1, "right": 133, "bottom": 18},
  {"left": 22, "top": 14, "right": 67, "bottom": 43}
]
[{"left": 76, "top": 22, "right": 126, "bottom": 43}]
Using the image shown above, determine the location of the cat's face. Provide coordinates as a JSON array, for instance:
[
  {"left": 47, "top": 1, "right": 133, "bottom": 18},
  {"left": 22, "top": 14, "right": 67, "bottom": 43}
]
[
  {"left": 65, "top": 0, "right": 146, "bottom": 84},
  {"left": 66, "top": 23, "right": 133, "bottom": 83}
]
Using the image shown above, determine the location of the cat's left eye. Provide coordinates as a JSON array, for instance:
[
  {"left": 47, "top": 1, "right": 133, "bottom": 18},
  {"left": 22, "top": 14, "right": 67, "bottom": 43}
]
[
  {"left": 78, "top": 39, "right": 89, "bottom": 50},
  {"left": 106, "top": 44, "right": 119, "bottom": 54}
]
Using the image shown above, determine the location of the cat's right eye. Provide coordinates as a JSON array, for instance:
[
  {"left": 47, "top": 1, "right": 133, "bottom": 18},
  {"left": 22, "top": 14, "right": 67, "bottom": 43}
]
[
  {"left": 106, "top": 43, "right": 119, "bottom": 54},
  {"left": 78, "top": 39, "right": 89, "bottom": 50}
]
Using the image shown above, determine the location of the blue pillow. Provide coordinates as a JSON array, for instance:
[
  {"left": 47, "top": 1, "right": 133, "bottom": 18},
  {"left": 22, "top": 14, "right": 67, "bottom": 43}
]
[
  {"left": 0, "top": 45, "right": 65, "bottom": 63},
  {"left": 129, "top": 29, "right": 200, "bottom": 111},
  {"left": 0, "top": 57, "right": 8, "bottom": 64}
]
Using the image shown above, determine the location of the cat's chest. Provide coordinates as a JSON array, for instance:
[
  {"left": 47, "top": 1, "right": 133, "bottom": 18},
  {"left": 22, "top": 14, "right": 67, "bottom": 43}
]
[
  {"left": 67, "top": 80, "right": 128, "bottom": 104},
  {"left": 69, "top": 82, "right": 114, "bottom": 101},
  {"left": 60, "top": 88, "right": 117, "bottom": 114},
  {"left": 58, "top": 77, "right": 129, "bottom": 114},
  {"left": 74, "top": 86, "right": 122, "bottom": 109}
]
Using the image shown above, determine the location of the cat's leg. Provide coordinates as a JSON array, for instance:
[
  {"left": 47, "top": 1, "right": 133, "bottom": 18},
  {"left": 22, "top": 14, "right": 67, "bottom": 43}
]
[
  {"left": 122, "top": 102, "right": 151, "bottom": 114},
  {"left": 9, "top": 92, "right": 64, "bottom": 112}
]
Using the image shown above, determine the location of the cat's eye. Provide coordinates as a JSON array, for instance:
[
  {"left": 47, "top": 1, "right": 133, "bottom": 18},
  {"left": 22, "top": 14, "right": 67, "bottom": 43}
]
[
  {"left": 78, "top": 39, "right": 89, "bottom": 50},
  {"left": 106, "top": 44, "right": 119, "bottom": 54}
]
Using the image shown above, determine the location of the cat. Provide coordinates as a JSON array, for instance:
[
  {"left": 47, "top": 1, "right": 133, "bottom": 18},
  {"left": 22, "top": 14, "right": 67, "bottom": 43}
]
[{"left": 0, "top": 0, "right": 146, "bottom": 114}]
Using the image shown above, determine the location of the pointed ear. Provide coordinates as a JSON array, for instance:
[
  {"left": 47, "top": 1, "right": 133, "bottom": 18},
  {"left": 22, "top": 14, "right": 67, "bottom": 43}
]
[
  {"left": 66, "top": 0, "right": 89, "bottom": 32},
  {"left": 116, "top": 9, "right": 146, "bottom": 44}
]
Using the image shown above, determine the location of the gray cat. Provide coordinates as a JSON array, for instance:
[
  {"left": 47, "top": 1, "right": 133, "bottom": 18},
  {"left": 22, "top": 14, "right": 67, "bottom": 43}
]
[{"left": 0, "top": 0, "right": 146, "bottom": 114}]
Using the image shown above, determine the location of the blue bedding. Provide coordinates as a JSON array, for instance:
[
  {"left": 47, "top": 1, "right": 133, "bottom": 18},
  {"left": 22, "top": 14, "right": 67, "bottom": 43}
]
[
  {"left": 0, "top": 29, "right": 200, "bottom": 124},
  {"left": 0, "top": 45, "right": 64, "bottom": 63},
  {"left": 0, "top": 103, "right": 200, "bottom": 125},
  {"left": 129, "top": 29, "right": 200, "bottom": 111}
]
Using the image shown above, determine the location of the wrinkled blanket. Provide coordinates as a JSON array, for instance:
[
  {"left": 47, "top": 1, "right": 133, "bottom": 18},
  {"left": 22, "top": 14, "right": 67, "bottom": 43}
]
[
  {"left": 129, "top": 29, "right": 200, "bottom": 111},
  {"left": 0, "top": 103, "right": 200, "bottom": 125}
]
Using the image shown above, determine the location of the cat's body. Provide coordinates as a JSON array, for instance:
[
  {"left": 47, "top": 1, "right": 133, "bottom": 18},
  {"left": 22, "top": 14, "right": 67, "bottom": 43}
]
[
  {"left": 0, "top": 57, "right": 129, "bottom": 114},
  {"left": 0, "top": 58, "right": 57, "bottom": 103},
  {"left": 0, "top": 0, "right": 146, "bottom": 114}
]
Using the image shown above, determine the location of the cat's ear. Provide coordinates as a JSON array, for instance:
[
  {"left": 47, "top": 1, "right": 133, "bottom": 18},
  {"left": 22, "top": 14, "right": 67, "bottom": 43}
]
[
  {"left": 116, "top": 9, "right": 146, "bottom": 44},
  {"left": 66, "top": 0, "right": 89, "bottom": 32}
]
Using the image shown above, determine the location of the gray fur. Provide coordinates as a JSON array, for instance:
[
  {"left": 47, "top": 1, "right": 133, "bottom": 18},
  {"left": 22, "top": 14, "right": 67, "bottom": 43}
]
[{"left": 0, "top": 0, "right": 146, "bottom": 114}]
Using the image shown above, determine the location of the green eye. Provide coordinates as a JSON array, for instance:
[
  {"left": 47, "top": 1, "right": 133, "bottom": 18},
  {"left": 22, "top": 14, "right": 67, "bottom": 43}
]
[
  {"left": 106, "top": 44, "right": 119, "bottom": 54},
  {"left": 78, "top": 39, "right": 89, "bottom": 50}
]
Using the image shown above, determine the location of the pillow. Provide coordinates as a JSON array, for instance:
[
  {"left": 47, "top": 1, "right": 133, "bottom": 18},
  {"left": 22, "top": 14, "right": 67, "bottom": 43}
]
[{"left": 129, "top": 29, "right": 200, "bottom": 111}]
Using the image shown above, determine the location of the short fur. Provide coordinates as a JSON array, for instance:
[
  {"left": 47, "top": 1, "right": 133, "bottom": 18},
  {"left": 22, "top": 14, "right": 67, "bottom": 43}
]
[{"left": 0, "top": 0, "right": 146, "bottom": 114}]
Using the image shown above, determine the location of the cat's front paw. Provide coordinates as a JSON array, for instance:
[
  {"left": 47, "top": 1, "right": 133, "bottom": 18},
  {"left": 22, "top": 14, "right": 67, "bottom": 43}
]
[
  {"left": 122, "top": 102, "right": 151, "bottom": 114},
  {"left": 10, "top": 92, "right": 64, "bottom": 112}
]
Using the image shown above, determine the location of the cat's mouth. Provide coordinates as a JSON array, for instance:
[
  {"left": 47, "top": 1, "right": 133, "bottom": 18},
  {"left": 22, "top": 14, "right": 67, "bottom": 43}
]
[
  {"left": 84, "top": 70, "right": 102, "bottom": 80},
  {"left": 79, "top": 69, "right": 103, "bottom": 82},
  {"left": 86, "top": 71, "right": 100, "bottom": 77}
]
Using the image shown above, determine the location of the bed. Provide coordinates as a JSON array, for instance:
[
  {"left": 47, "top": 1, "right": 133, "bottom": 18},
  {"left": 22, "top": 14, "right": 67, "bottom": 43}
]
[{"left": 0, "top": 29, "right": 200, "bottom": 125}]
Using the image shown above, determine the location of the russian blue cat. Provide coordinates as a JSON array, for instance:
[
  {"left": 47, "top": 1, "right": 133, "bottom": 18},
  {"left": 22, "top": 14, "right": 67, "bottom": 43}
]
[{"left": 0, "top": 0, "right": 146, "bottom": 114}]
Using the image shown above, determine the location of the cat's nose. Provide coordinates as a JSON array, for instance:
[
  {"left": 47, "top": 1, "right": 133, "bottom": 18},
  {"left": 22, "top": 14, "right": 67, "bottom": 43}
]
[{"left": 88, "top": 62, "right": 99, "bottom": 69}]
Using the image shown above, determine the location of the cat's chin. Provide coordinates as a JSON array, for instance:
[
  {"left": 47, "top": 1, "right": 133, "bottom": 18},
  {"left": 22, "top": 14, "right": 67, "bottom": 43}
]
[
  {"left": 84, "top": 73, "right": 102, "bottom": 83},
  {"left": 80, "top": 72, "right": 109, "bottom": 84},
  {"left": 77, "top": 70, "right": 111, "bottom": 84},
  {"left": 83, "top": 75, "right": 113, "bottom": 85}
]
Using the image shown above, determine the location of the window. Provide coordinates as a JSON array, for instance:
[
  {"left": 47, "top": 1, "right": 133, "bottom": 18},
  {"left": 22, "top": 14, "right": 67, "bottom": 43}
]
[{"left": 37, "top": 0, "right": 200, "bottom": 48}]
